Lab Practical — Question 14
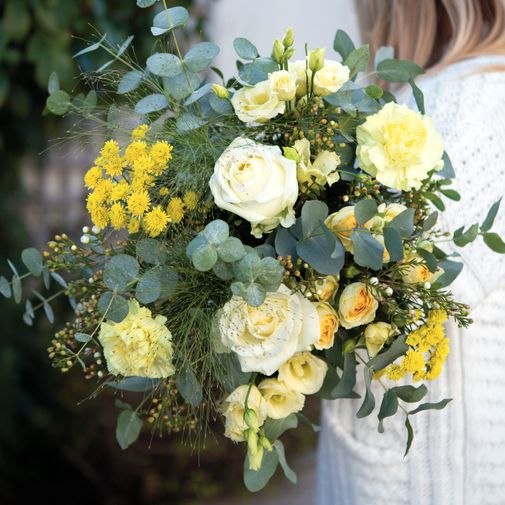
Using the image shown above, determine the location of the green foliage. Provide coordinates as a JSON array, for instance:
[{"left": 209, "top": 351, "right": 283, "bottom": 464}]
[
  {"left": 333, "top": 29, "right": 355, "bottom": 61},
  {"left": 233, "top": 37, "right": 259, "bottom": 60},
  {"left": 354, "top": 199, "right": 377, "bottom": 225},
  {"left": 392, "top": 384, "right": 428, "bottom": 403},
  {"left": 377, "top": 58, "right": 424, "bottom": 82},
  {"left": 116, "top": 405, "right": 143, "bottom": 450},
  {"left": 481, "top": 198, "right": 502, "bottom": 232},
  {"left": 378, "top": 389, "right": 398, "bottom": 433},
  {"left": 343, "top": 45, "right": 370, "bottom": 78},
  {"left": 383, "top": 227, "right": 404, "bottom": 261},
  {"left": 408, "top": 398, "right": 452, "bottom": 415},
  {"left": 351, "top": 230, "right": 384, "bottom": 270},
  {"left": 483, "top": 232, "right": 505, "bottom": 253},
  {"left": 184, "top": 42, "right": 220, "bottom": 72},
  {"left": 356, "top": 366, "right": 375, "bottom": 418},
  {"left": 98, "top": 292, "right": 129, "bottom": 322},
  {"left": 146, "top": 53, "right": 182, "bottom": 77},
  {"left": 273, "top": 440, "right": 297, "bottom": 484},
  {"left": 243, "top": 449, "right": 279, "bottom": 492},
  {"left": 368, "top": 336, "right": 408, "bottom": 371},
  {"left": 151, "top": 6, "right": 189, "bottom": 36},
  {"left": 374, "top": 46, "right": 394, "bottom": 68},
  {"left": 176, "top": 364, "right": 203, "bottom": 406},
  {"left": 21, "top": 248, "right": 43, "bottom": 276},
  {"left": 103, "top": 254, "right": 140, "bottom": 292},
  {"left": 263, "top": 413, "right": 298, "bottom": 442}
]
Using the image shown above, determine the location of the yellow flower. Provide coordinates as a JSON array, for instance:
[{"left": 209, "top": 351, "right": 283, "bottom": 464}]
[
  {"left": 132, "top": 154, "right": 155, "bottom": 174},
  {"left": 356, "top": 102, "right": 444, "bottom": 191},
  {"left": 166, "top": 197, "right": 185, "bottom": 224},
  {"left": 150, "top": 141, "right": 173, "bottom": 174},
  {"left": 110, "top": 180, "right": 130, "bottom": 201},
  {"left": 401, "top": 252, "right": 444, "bottom": 285},
  {"left": 385, "top": 363, "right": 407, "bottom": 381},
  {"left": 127, "top": 190, "right": 150, "bottom": 216},
  {"left": 313, "top": 60, "right": 350, "bottom": 96},
  {"left": 89, "top": 205, "right": 109, "bottom": 229},
  {"left": 93, "top": 179, "right": 114, "bottom": 199},
  {"left": 338, "top": 282, "right": 378, "bottom": 329},
  {"left": 325, "top": 206, "right": 358, "bottom": 251},
  {"left": 183, "top": 191, "right": 199, "bottom": 211},
  {"left": 98, "top": 300, "right": 175, "bottom": 378},
  {"left": 257, "top": 378, "right": 305, "bottom": 419},
  {"left": 97, "top": 140, "right": 123, "bottom": 177},
  {"left": 100, "top": 139, "right": 120, "bottom": 158},
  {"left": 268, "top": 70, "right": 297, "bottom": 101},
  {"left": 143, "top": 207, "right": 169, "bottom": 237},
  {"left": 313, "top": 301, "right": 339, "bottom": 350},
  {"left": 131, "top": 124, "right": 149, "bottom": 140},
  {"left": 278, "top": 351, "right": 328, "bottom": 395},
  {"left": 313, "top": 275, "right": 339, "bottom": 302},
  {"left": 84, "top": 166, "right": 103, "bottom": 189},
  {"left": 159, "top": 187, "right": 170, "bottom": 197},
  {"left": 231, "top": 81, "right": 285, "bottom": 123},
  {"left": 109, "top": 202, "right": 128, "bottom": 230},
  {"left": 402, "top": 349, "right": 425, "bottom": 374},
  {"left": 128, "top": 217, "right": 141, "bottom": 234},
  {"left": 131, "top": 171, "right": 154, "bottom": 191},
  {"left": 124, "top": 141, "right": 148, "bottom": 165}
]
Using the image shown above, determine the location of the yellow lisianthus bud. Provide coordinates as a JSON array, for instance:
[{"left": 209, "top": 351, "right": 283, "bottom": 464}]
[
  {"left": 211, "top": 83, "right": 229, "bottom": 100},
  {"left": 246, "top": 429, "right": 264, "bottom": 471},
  {"left": 244, "top": 408, "right": 260, "bottom": 431},
  {"left": 308, "top": 47, "right": 325, "bottom": 72},
  {"left": 272, "top": 39, "right": 284, "bottom": 64},
  {"left": 259, "top": 434, "right": 273, "bottom": 452},
  {"left": 282, "top": 28, "right": 294, "bottom": 48}
]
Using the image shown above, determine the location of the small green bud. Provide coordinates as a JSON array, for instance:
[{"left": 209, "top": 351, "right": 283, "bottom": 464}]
[
  {"left": 284, "top": 47, "right": 296, "bottom": 61},
  {"left": 343, "top": 265, "right": 360, "bottom": 278},
  {"left": 308, "top": 47, "right": 325, "bottom": 72},
  {"left": 283, "top": 146, "right": 300, "bottom": 162},
  {"left": 211, "top": 83, "right": 229, "bottom": 99},
  {"left": 282, "top": 28, "right": 294, "bottom": 48},
  {"left": 259, "top": 434, "right": 273, "bottom": 452},
  {"left": 244, "top": 408, "right": 260, "bottom": 431},
  {"left": 272, "top": 39, "right": 284, "bottom": 64},
  {"left": 343, "top": 339, "right": 355, "bottom": 354}
]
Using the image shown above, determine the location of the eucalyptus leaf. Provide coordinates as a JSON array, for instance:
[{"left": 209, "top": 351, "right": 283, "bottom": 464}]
[
  {"left": 176, "top": 365, "right": 203, "bottom": 407},
  {"left": 392, "top": 384, "right": 428, "bottom": 403},
  {"left": 151, "top": 6, "right": 189, "bottom": 36},
  {"left": 118, "top": 70, "right": 143, "bottom": 94},
  {"left": 343, "top": 45, "right": 369, "bottom": 77},
  {"left": 75, "top": 332, "right": 92, "bottom": 343},
  {"left": 233, "top": 37, "right": 259, "bottom": 60},
  {"left": 374, "top": 46, "right": 394, "bottom": 68},
  {"left": 47, "top": 72, "right": 59, "bottom": 94},
  {"left": 191, "top": 243, "right": 218, "bottom": 271},
  {"left": 356, "top": 366, "right": 375, "bottom": 418},
  {"left": 98, "top": 292, "right": 129, "bottom": 323},
  {"left": 135, "top": 93, "right": 168, "bottom": 114},
  {"left": 439, "top": 151, "right": 455, "bottom": 179},
  {"left": 146, "top": 53, "right": 182, "bottom": 77},
  {"left": 103, "top": 254, "right": 139, "bottom": 292},
  {"left": 409, "top": 398, "right": 452, "bottom": 415},
  {"left": 383, "top": 226, "right": 404, "bottom": 262},
  {"left": 73, "top": 33, "right": 107, "bottom": 58},
  {"left": 108, "top": 376, "right": 160, "bottom": 392},
  {"left": 243, "top": 449, "right": 279, "bottom": 493},
  {"left": 333, "top": 29, "right": 355, "bottom": 60},
  {"left": 0, "top": 276, "right": 12, "bottom": 298},
  {"left": 163, "top": 71, "right": 200, "bottom": 100},
  {"left": 12, "top": 275, "right": 22, "bottom": 304},
  {"left": 434, "top": 259, "right": 463, "bottom": 288},
  {"left": 388, "top": 208, "right": 415, "bottom": 238},
  {"left": 409, "top": 78, "right": 425, "bottom": 114},
  {"left": 273, "top": 440, "right": 297, "bottom": 484},
  {"left": 217, "top": 237, "right": 245, "bottom": 263},
  {"left": 46, "top": 90, "right": 70, "bottom": 115},
  {"left": 21, "top": 248, "right": 43, "bottom": 276},
  {"left": 378, "top": 389, "right": 398, "bottom": 432},
  {"left": 367, "top": 335, "right": 408, "bottom": 371},
  {"left": 50, "top": 272, "right": 68, "bottom": 288},
  {"left": 354, "top": 199, "right": 377, "bottom": 225},
  {"left": 116, "top": 409, "right": 143, "bottom": 450},
  {"left": 184, "top": 42, "right": 220, "bottom": 73},
  {"left": 136, "top": 238, "right": 168, "bottom": 265},
  {"left": 43, "top": 302, "right": 54, "bottom": 323},
  {"left": 135, "top": 269, "right": 162, "bottom": 304},
  {"left": 137, "top": 0, "right": 157, "bottom": 6},
  {"left": 330, "top": 352, "right": 359, "bottom": 399},
  {"left": 263, "top": 413, "right": 298, "bottom": 441},
  {"left": 351, "top": 230, "right": 384, "bottom": 270},
  {"left": 423, "top": 211, "right": 438, "bottom": 231},
  {"left": 404, "top": 417, "right": 414, "bottom": 457},
  {"left": 203, "top": 219, "right": 229, "bottom": 245},
  {"left": 483, "top": 232, "right": 505, "bottom": 253},
  {"left": 481, "top": 198, "right": 502, "bottom": 232},
  {"left": 425, "top": 192, "right": 445, "bottom": 211},
  {"left": 416, "top": 248, "right": 438, "bottom": 273},
  {"left": 176, "top": 112, "right": 206, "bottom": 131},
  {"left": 377, "top": 58, "right": 424, "bottom": 82}
]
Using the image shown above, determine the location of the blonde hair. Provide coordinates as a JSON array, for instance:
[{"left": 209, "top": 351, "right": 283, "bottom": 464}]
[{"left": 357, "top": 0, "right": 505, "bottom": 71}]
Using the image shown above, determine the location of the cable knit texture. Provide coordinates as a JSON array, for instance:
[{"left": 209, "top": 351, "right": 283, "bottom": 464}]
[{"left": 316, "top": 56, "right": 505, "bottom": 505}]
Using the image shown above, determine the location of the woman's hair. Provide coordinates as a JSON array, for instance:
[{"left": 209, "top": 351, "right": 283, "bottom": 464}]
[{"left": 357, "top": 0, "right": 505, "bottom": 70}]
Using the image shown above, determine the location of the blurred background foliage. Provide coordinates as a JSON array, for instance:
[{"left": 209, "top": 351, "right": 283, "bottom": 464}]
[{"left": 0, "top": 1, "right": 317, "bottom": 504}]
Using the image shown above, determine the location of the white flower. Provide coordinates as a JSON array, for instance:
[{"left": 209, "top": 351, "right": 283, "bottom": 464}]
[
  {"left": 231, "top": 80, "right": 285, "bottom": 123},
  {"left": 313, "top": 60, "right": 350, "bottom": 96},
  {"left": 291, "top": 138, "right": 340, "bottom": 188},
  {"left": 219, "top": 284, "right": 320, "bottom": 375},
  {"left": 258, "top": 378, "right": 305, "bottom": 419},
  {"left": 222, "top": 384, "right": 267, "bottom": 442},
  {"left": 288, "top": 60, "right": 311, "bottom": 97},
  {"left": 364, "top": 321, "right": 393, "bottom": 357},
  {"left": 278, "top": 351, "right": 328, "bottom": 394},
  {"left": 209, "top": 137, "right": 298, "bottom": 238},
  {"left": 268, "top": 70, "right": 297, "bottom": 101}
]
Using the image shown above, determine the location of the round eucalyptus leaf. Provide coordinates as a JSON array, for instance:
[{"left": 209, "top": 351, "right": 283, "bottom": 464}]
[
  {"left": 163, "top": 72, "right": 200, "bottom": 100},
  {"left": 151, "top": 6, "right": 189, "bottom": 36},
  {"left": 217, "top": 237, "right": 245, "bottom": 263},
  {"left": 234, "top": 252, "right": 262, "bottom": 283},
  {"left": 135, "top": 93, "right": 168, "bottom": 114},
  {"left": 212, "top": 260, "right": 234, "bottom": 280},
  {"left": 103, "top": 254, "right": 140, "bottom": 292},
  {"left": 184, "top": 42, "right": 220, "bottom": 73},
  {"left": 21, "top": 248, "right": 43, "bottom": 277},
  {"left": 243, "top": 283, "right": 266, "bottom": 307},
  {"left": 135, "top": 269, "right": 162, "bottom": 304},
  {"left": 118, "top": 70, "right": 143, "bottom": 94},
  {"left": 192, "top": 243, "right": 218, "bottom": 272},
  {"left": 186, "top": 235, "right": 208, "bottom": 259},
  {"left": 146, "top": 53, "right": 182, "bottom": 77},
  {"left": 158, "top": 266, "right": 179, "bottom": 297},
  {"left": 136, "top": 238, "right": 168, "bottom": 265},
  {"left": 46, "top": 90, "right": 70, "bottom": 115},
  {"left": 202, "top": 219, "right": 229, "bottom": 245},
  {"left": 233, "top": 37, "right": 259, "bottom": 60},
  {"left": 98, "top": 292, "right": 129, "bottom": 323}
]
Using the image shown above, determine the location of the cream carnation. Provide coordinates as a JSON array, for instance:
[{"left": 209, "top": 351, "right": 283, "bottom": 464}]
[
  {"left": 209, "top": 137, "right": 298, "bottom": 238},
  {"left": 356, "top": 102, "right": 444, "bottom": 191},
  {"left": 98, "top": 300, "right": 175, "bottom": 378},
  {"left": 231, "top": 80, "right": 285, "bottom": 123},
  {"left": 219, "top": 284, "right": 320, "bottom": 375}
]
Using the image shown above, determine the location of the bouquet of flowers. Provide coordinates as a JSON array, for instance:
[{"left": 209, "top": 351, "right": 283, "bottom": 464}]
[{"left": 4, "top": 1, "right": 505, "bottom": 492}]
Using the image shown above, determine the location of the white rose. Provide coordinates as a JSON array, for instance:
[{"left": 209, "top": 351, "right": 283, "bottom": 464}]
[
  {"left": 209, "top": 137, "right": 298, "bottom": 238},
  {"left": 219, "top": 284, "right": 320, "bottom": 375},
  {"left": 231, "top": 80, "right": 285, "bottom": 123},
  {"left": 269, "top": 70, "right": 297, "bottom": 101},
  {"left": 288, "top": 60, "right": 312, "bottom": 97},
  {"left": 278, "top": 351, "right": 328, "bottom": 394},
  {"left": 313, "top": 60, "right": 350, "bottom": 96},
  {"left": 222, "top": 384, "right": 267, "bottom": 442},
  {"left": 291, "top": 138, "right": 340, "bottom": 189},
  {"left": 364, "top": 321, "right": 393, "bottom": 357},
  {"left": 258, "top": 378, "right": 305, "bottom": 419}
]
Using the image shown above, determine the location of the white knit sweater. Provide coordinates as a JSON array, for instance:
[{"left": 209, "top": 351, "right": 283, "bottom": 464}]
[{"left": 316, "top": 56, "right": 505, "bottom": 505}]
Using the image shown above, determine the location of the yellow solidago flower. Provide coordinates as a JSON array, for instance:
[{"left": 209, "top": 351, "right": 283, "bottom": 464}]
[
  {"left": 166, "top": 197, "right": 185, "bottom": 224},
  {"left": 100, "top": 139, "right": 121, "bottom": 158},
  {"left": 150, "top": 141, "right": 173, "bottom": 174},
  {"left": 124, "top": 140, "right": 148, "bottom": 165},
  {"left": 110, "top": 180, "right": 130, "bottom": 201},
  {"left": 131, "top": 124, "right": 149, "bottom": 140},
  {"left": 183, "top": 191, "right": 199, "bottom": 211},
  {"left": 84, "top": 166, "right": 103, "bottom": 189},
  {"left": 89, "top": 205, "right": 109, "bottom": 229},
  {"left": 97, "top": 140, "right": 123, "bottom": 177},
  {"left": 143, "top": 206, "right": 169, "bottom": 237},
  {"left": 385, "top": 364, "right": 407, "bottom": 381},
  {"left": 109, "top": 203, "right": 128, "bottom": 230},
  {"left": 402, "top": 349, "right": 425, "bottom": 374},
  {"left": 93, "top": 178, "right": 114, "bottom": 199},
  {"left": 98, "top": 300, "right": 175, "bottom": 378},
  {"left": 132, "top": 154, "right": 155, "bottom": 174},
  {"left": 128, "top": 217, "right": 141, "bottom": 234},
  {"left": 159, "top": 187, "right": 170, "bottom": 197},
  {"left": 127, "top": 190, "right": 150, "bottom": 216}
]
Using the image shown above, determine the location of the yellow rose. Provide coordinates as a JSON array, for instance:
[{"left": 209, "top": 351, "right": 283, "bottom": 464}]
[
  {"left": 314, "top": 301, "right": 339, "bottom": 350},
  {"left": 98, "top": 300, "right": 174, "bottom": 378},
  {"left": 288, "top": 60, "right": 312, "bottom": 97},
  {"left": 338, "top": 282, "right": 379, "bottom": 329},
  {"left": 364, "top": 322, "right": 393, "bottom": 357},
  {"left": 268, "top": 70, "right": 297, "bottom": 101},
  {"left": 209, "top": 137, "right": 298, "bottom": 238},
  {"left": 258, "top": 378, "right": 305, "bottom": 419},
  {"left": 219, "top": 284, "right": 320, "bottom": 375},
  {"left": 231, "top": 80, "right": 285, "bottom": 123},
  {"left": 292, "top": 138, "right": 340, "bottom": 189},
  {"left": 313, "top": 60, "right": 350, "bottom": 96},
  {"left": 356, "top": 102, "right": 444, "bottom": 191},
  {"left": 278, "top": 351, "right": 328, "bottom": 394},
  {"left": 314, "top": 275, "right": 340, "bottom": 301},
  {"left": 401, "top": 253, "right": 444, "bottom": 284},
  {"left": 324, "top": 206, "right": 358, "bottom": 251},
  {"left": 222, "top": 384, "right": 267, "bottom": 442}
]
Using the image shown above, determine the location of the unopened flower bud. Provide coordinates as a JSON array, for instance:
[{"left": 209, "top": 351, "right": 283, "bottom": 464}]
[
  {"left": 369, "top": 277, "right": 379, "bottom": 286},
  {"left": 80, "top": 235, "right": 90, "bottom": 244},
  {"left": 82, "top": 226, "right": 90, "bottom": 234},
  {"left": 91, "top": 225, "right": 101, "bottom": 234},
  {"left": 282, "top": 28, "right": 294, "bottom": 48},
  {"left": 424, "top": 282, "right": 431, "bottom": 289},
  {"left": 259, "top": 434, "right": 273, "bottom": 452},
  {"left": 272, "top": 39, "right": 284, "bottom": 64},
  {"left": 384, "top": 286, "right": 394, "bottom": 296},
  {"left": 343, "top": 339, "right": 355, "bottom": 354},
  {"left": 308, "top": 47, "right": 325, "bottom": 72},
  {"left": 211, "top": 83, "right": 229, "bottom": 99},
  {"left": 244, "top": 409, "right": 260, "bottom": 432}
]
